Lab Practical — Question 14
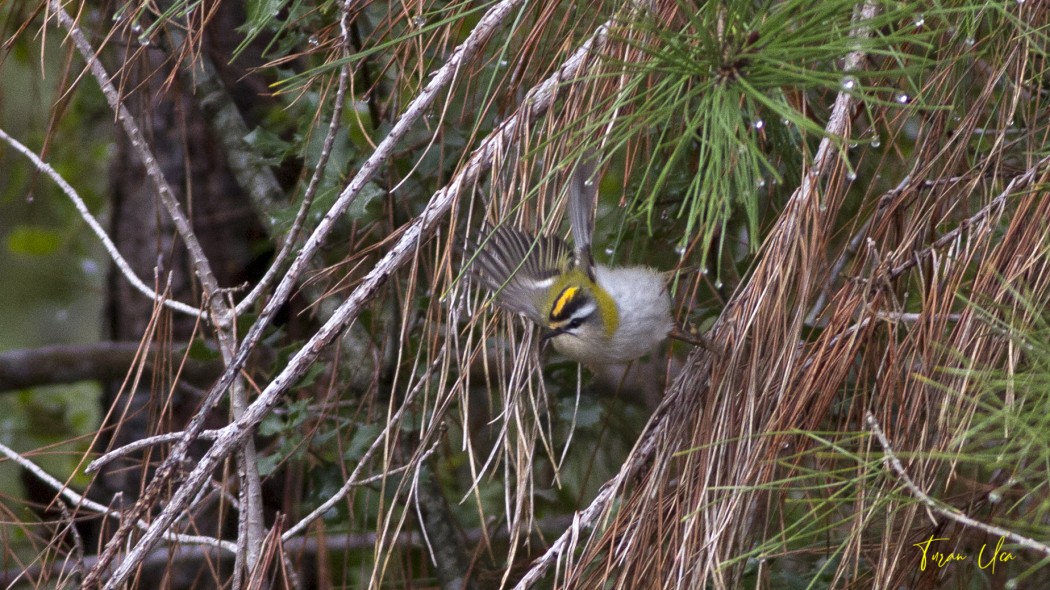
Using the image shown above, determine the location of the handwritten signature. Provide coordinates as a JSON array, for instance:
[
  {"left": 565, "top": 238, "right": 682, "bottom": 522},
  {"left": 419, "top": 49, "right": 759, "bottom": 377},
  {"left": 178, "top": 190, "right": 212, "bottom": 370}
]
[{"left": 913, "top": 535, "right": 1016, "bottom": 573}]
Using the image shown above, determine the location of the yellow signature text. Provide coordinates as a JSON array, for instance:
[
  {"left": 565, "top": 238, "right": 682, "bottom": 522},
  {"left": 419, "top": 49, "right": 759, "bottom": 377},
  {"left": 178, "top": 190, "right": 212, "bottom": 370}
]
[{"left": 913, "top": 535, "right": 1016, "bottom": 573}]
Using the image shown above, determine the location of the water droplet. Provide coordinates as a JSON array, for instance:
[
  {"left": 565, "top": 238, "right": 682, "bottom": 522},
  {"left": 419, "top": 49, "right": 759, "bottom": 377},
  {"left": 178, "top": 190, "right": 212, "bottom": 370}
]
[
  {"left": 604, "top": 247, "right": 614, "bottom": 256},
  {"left": 913, "top": 14, "right": 925, "bottom": 28},
  {"left": 756, "top": 178, "right": 767, "bottom": 188},
  {"left": 583, "top": 179, "right": 594, "bottom": 187},
  {"left": 846, "top": 171, "right": 857, "bottom": 182},
  {"left": 138, "top": 35, "right": 151, "bottom": 46},
  {"left": 81, "top": 258, "right": 100, "bottom": 276},
  {"left": 965, "top": 37, "right": 976, "bottom": 47},
  {"left": 819, "top": 203, "right": 828, "bottom": 212},
  {"left": 498, "top": 60, "right": 509, "bottom": 68},
  {"left": 848, "top": 141, "right": 859, "bottom": 149},
  {"left": 674, "top": 245, "right": 687, "bottom": 257},
  {"left": 840, "top": 76, "right": 858, "bottom": 91},
  {"left": 781, "top": 118, "right": 791, "bottom": 127},
  {"left": 871, "top": 136, "right": 881, "bottom": 148},
  {"left": 714, "top": 279, "right": 724, "bottom": 289},
  {"left": 413, "top": 16, "right": 427, "bottom": 27},
  {"left": 989, "top": 491, "right": 1002, "bottom": 503},
  {"left": 700, "top": 266, "right": 709, "bottom": 276},
  {"left": 752, "top": 119, "right": 765, "bottom": 130},
  {"left": 308, "top": 35, "right": 320, "bottom": 47},
  {"left": 895, "top": 92, "right": 911, "bottom": 104}
]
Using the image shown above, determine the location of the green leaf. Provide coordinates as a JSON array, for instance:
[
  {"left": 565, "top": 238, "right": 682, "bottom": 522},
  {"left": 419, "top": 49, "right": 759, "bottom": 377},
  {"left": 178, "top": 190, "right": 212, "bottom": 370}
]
[
  {"left": 347, "top": 182, "right": 386, "bottom": 219},
  {"left": 6, "top": 226, "right": 61, "bottom": 256},
  {"left": 257, "top": 452, "right": 281, "bottom": 476},
  {"left": 343, "top": 424, "right": 382, "bottom": 461},
  {"left": 186, "top": 338, "right": 222, "bottom": 362},
  {"left": 259, "top": 413, "right": 285, "bottom": 436},
  {"left": 244, "top": 0, "right": 288, "bottom": 38},
  {"left": 244, "top": 125, "right": 292, "bottom": 166}
]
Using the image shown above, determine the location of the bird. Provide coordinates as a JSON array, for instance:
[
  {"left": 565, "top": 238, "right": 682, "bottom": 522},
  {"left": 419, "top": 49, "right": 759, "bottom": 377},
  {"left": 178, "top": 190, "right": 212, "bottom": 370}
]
[{"left": 468, "top": 156, "right": 675, "bottom": 366}]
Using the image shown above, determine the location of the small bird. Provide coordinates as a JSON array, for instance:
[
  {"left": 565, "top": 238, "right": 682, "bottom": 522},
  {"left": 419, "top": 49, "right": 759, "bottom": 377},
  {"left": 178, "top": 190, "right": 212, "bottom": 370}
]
[{"left": 469, "top": 157, "right": 674, "bottom": 366}]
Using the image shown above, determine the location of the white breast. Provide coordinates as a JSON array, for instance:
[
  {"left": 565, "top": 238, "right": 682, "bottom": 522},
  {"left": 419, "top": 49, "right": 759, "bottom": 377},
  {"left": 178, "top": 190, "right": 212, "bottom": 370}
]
[{"left": 592, "top": 265, "right": 673, "bottom": 364}]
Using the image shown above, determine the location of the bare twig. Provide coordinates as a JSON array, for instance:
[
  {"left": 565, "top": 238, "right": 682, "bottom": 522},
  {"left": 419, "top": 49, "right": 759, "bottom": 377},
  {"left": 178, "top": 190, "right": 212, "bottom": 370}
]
[
  {"left": 865, "top": 412, "right": 1050, "bottom": 558},
  {"left": 49, "top": 3, "right": 263, "bottom": 581},
  {"left": 282, "top": 352, "right": 444, "bottom": 540},
  {"left": 511, "top": 468, "right": 626, "bottom": 589},
  {"left": 888, "top": 154, "right": 1050, "bottom": 280},
  {"left": 0, "top": 127, "right": 203, "bottom": 318},
  {"left": 48, "top": 1, "right": 227, "bottom": 321},
  {"left": 0, "top": 441, "right": 235, "bottom": 552},
  {"left": 234, "top": 0, "right": 355, "bottom": 315},
  {"left": 86, "top": 429, "right": 224, "bottom": 473}
]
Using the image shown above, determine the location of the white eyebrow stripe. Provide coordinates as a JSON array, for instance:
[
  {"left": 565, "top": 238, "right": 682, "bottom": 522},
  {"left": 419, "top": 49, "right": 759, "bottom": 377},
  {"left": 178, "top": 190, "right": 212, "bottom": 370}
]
[
  {"left": 533, "top": 277, "right": 555, "bottom": 289},
  {"left": 569, "top": 301, "right": 597, "bottom": 320}
]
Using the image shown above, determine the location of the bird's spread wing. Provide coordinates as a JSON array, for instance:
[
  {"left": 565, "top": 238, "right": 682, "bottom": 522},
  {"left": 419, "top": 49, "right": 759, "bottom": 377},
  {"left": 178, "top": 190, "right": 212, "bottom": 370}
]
[{"left": 468, "top": 224, "right": 571, "bottom": 323}]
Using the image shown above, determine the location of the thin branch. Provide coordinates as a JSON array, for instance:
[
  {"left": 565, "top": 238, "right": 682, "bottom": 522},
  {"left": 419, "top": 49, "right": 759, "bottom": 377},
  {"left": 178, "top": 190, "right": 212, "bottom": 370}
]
[
  {"left": 86, "top": 429, "right": 224, "bottom": 473},
  {"left": 0, "top": 342, "right": 221, "bottom": 392},
  {"left": 97, "top": 0, "right": 594, "bottom": 584},
  {"left": 51, "top": 2, "right": 263, "bottom": 581},
  {"left": 888, "top": 154, "right": 1050, "bottom": 280},
  {"left": 0, "top": 127, "right": 203, "bottom": 318},
  {"left": 0, "top": 441, "right": 236, "bottom": 552},
  {"left": 282, "top": 351, "right": 443, "bottom": 540},
  {"left": 511, "top": 469, "right": 626, "bottom": 589},
  {"left": 235, "top": 0, "right": 355, "bottom": 315},
  {"left": 49, "top": 1, "right": 228, "bottom": 322},
  {"left": 865, "top": 412, "right": 1050, "bottom": 559}
]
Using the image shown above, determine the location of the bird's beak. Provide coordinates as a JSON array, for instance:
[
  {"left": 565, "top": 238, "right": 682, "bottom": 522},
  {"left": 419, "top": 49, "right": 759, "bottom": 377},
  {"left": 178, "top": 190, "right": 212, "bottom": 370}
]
[{"left": 540, "top": 327, "right": 566, "bottom": 343}]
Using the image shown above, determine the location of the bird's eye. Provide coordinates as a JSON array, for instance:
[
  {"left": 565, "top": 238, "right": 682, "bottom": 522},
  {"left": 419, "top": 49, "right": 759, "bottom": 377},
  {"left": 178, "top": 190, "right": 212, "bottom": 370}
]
[{"left": 568, "top": 318, "right": 583, "bottom": 329}]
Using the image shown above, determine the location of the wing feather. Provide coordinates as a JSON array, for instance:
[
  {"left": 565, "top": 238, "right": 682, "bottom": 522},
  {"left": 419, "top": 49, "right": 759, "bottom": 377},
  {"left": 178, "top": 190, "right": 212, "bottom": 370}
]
[
  {"left": 569, "top": 155, "right": 598, "bottom": 280},
  {"left": 468, "top": 225, "right": 570, "bottom": 323}
]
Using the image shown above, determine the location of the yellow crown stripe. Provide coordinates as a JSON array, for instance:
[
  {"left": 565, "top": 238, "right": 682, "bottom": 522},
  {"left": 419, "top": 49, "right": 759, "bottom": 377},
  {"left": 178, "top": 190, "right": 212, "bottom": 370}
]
[{"left": 551, "top": 286, "right": 578, "bottom": 318}]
